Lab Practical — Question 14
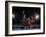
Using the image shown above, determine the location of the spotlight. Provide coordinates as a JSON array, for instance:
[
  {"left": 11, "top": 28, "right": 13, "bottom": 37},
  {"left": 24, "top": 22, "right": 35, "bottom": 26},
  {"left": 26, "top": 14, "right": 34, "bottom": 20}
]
[
  {"left": 35, "top": 14, "right": 39, "bottom": 20},
  {"left": 12, "top": 14, "right": 15, "bottom": 18}
]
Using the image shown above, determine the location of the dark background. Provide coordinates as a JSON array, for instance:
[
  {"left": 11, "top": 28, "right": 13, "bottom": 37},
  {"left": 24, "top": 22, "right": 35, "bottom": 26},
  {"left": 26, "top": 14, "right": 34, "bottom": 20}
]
[{"left": 12, "top": 6, "right": 40, "bottom": 30}]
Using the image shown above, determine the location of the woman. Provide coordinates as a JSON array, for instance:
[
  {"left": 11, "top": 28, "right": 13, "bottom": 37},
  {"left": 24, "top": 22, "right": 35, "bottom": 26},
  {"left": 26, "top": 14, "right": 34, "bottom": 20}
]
[{"left": 25, "top": 16, "right": 35, "bottom": 29}]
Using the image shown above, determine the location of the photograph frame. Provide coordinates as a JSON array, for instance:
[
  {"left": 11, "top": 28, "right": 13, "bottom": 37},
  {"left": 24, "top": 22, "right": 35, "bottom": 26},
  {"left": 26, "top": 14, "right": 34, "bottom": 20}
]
[{"left": 5, "top": 1, "right": 45, "bottom": 36}]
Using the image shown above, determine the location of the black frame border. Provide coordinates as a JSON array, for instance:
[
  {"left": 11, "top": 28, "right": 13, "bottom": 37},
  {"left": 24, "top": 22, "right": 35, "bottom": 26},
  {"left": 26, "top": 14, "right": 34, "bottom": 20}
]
[{"left": 5, "top": 1, "right": 45, "bottom": 36}]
